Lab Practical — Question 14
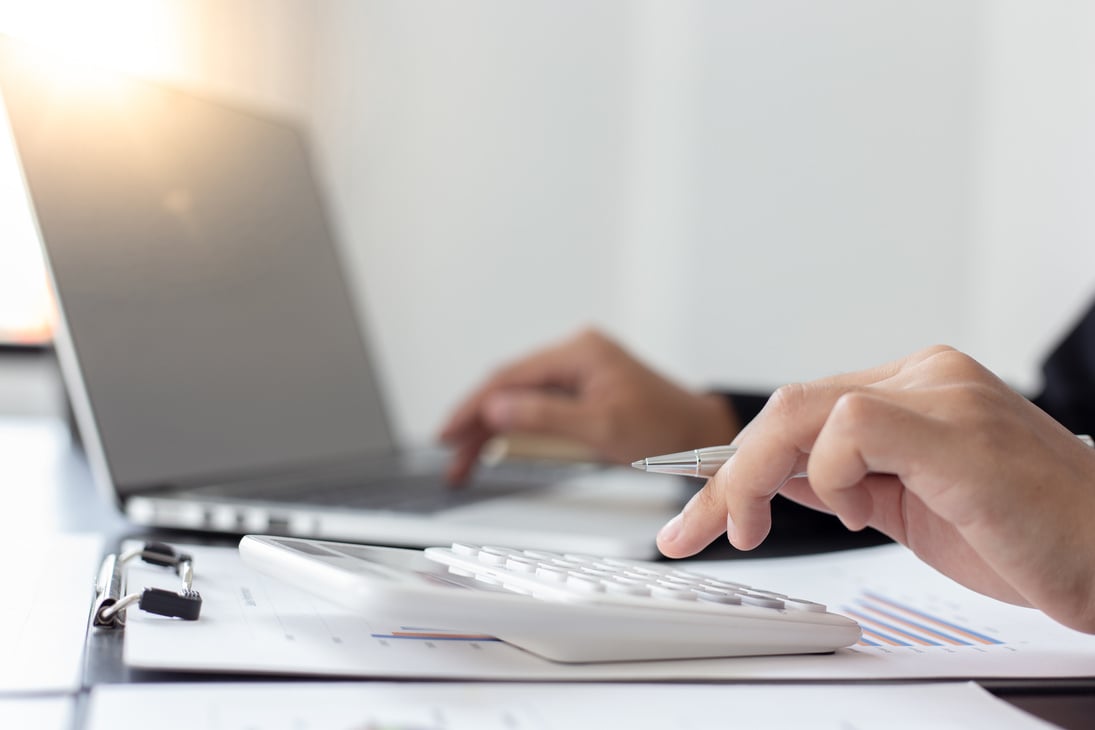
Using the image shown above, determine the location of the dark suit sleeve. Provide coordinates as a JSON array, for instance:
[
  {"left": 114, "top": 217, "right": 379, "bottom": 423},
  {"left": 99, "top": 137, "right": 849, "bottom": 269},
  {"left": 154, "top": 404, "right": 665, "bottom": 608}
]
[
  {"left": 722, "top": 391, "right": 770, "bottom": 429},
  {"left": 1032, "top": 298, "right": 1095, "bottom": 435}
]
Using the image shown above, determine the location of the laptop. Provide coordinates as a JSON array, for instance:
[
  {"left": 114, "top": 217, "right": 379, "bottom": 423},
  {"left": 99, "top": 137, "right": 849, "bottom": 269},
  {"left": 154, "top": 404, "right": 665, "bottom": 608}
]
[{"left": 0, "top": 40, "right": 687, "bottom": 558}]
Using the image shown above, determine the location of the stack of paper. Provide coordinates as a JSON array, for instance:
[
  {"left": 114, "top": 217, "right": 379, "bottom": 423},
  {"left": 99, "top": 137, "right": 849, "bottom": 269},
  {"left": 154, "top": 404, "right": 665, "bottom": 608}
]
[{"left": 121, "top": 541, "right": 1095, "bottom": 681}]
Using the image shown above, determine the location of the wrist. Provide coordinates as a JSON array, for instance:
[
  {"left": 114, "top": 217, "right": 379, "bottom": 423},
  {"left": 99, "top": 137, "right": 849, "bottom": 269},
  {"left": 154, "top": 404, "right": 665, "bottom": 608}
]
[{"left": 691, "top": 392, "right": 740, "bottom": 447}]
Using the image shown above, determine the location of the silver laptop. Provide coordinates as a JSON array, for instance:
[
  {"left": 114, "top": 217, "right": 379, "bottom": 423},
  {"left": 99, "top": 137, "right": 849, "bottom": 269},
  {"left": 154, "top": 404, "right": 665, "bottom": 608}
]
[{"left": 0, "top": 39, "right": 686, "bottom": 558}]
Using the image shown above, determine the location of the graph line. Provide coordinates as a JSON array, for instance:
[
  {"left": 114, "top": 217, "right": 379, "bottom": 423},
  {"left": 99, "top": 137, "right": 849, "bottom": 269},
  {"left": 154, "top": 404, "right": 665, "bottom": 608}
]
[{"left": 847, "top": 592, "right": 1003, "bottom": 647}]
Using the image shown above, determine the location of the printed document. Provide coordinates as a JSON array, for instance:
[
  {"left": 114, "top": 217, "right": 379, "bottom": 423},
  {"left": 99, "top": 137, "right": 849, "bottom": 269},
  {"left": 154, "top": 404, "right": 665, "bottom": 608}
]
[
  {"left": 121, "top": 541, "right": 1095, "bottom": 680},
  {"left": 85, "top": 681, "right": 1055, "bottom": 729},
  {"left": 0, "top": 534, "right": 103, "bottom": 693}
]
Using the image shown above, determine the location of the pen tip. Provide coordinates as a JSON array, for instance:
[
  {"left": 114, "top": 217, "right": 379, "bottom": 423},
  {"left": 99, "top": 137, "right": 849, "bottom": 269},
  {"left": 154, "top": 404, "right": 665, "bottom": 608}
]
[{"left": 631, "top": 460, "right": 646, "bottom": 470}]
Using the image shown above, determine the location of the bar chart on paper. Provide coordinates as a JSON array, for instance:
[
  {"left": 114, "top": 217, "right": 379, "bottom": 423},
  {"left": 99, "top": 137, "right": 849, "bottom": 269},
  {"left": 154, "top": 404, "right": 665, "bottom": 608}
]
[
  {"left": 695, "top": 543, "right": 1095, "bottom": 679},
  {"left": 845, "top": 591, "right": 1002, "bottom": 649}
]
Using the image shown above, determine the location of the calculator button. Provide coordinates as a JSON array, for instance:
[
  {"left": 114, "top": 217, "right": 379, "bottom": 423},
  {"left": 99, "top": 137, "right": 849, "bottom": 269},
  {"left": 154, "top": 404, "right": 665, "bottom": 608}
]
[
  {"left": 603, "top": 581, "right": 651, "bottom": 597},
  {"left": 748, "top": 589, "right": 788, "bottom": 599},
  {"left": 563, "top": 553, "right": 601, "bottom": 564},
  {"left": 520, "top": 550, "right": 557, "bottom": 560},
  {"left": 667, "top": 570, "right": 705, "bottom": 581},
  {"left": 656, "top": 576, "right": 698, "bottom": 589},
  {"left": 481, "top": 545, "right": 518, "bottom": 554},
  {"left": 650, "top": 585, "right": 698, "bottom": 601},
  {"left": 535, "top": 565, "right": 568, "bottom": 582},
  {"left": 739, "top": 592, "right": 784, "bottom": 609},
  {"left": 608, "top": 575, "right": 650, "bottom": 589},
  {"left": 477, "top": 548, "right": 511, "bottom": 566},
  {"left": 450, "top": 542, "right": 480, "bottom": 557},
  {"left": 782, "top": 597, "right": 827, "bottom": 612},
  {"left": 695, "top": 588, "right": 742, "bottom": 605},
  {"left": 565, "top": 574, "right": 605, "bottom": 593},
  {"left": 702, "top": 578, "right": 750, "bottom": 591},
  {"left": 504, "top": 556, "right": 538, "bottom": 573}
]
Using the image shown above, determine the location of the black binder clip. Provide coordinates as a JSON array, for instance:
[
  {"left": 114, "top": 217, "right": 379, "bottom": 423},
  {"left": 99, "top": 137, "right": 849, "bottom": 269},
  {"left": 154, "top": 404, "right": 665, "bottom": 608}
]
[{"left": 93, "top": 541, "right": 202, "bottom": 628}]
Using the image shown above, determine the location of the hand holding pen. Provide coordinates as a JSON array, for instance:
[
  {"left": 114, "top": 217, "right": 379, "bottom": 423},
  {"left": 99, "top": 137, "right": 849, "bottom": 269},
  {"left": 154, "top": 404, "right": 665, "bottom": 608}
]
[{"left": 648, "top": 345, "right": 1095, "bottom": 635}]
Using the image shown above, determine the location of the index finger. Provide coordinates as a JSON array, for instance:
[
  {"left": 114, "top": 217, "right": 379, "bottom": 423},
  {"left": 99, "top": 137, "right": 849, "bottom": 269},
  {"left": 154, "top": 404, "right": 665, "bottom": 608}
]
[
  {"left": 656, "top": 350, "right": 934, "bottom": 558},
  {"left": 657, "top": 382, "right": 842, "bottom": 557}
]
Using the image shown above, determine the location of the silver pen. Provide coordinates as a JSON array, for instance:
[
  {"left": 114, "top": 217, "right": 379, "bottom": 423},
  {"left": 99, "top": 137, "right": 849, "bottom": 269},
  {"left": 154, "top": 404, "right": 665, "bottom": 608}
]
[{"left": 632, "top": 434, "right": 1095, "bottom": 479}]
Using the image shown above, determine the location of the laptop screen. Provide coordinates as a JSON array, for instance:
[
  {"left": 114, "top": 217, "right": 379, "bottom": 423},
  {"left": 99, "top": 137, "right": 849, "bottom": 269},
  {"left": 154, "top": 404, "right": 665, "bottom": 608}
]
[{"left": 0, "top": 40, "right": 395, "bottom": 494}]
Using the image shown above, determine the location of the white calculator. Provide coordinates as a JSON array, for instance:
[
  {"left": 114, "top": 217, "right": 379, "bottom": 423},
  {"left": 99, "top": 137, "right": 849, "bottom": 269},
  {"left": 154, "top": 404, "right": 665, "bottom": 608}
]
[{"left": 239, "top": 535, "right": 861, "bottom": 663}]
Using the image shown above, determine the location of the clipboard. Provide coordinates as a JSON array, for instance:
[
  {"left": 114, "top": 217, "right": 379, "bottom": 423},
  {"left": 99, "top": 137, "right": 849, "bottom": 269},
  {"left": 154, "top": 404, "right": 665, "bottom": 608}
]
[
  {"left": 91, "top": 542, "right": 202, "bottom": 629},
  {"left": 83, "top": 539, "right": 210, "bottom": 687}
]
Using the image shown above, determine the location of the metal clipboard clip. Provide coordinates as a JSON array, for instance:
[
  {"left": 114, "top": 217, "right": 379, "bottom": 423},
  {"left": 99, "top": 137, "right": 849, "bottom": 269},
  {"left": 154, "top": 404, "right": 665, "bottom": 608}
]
[{"left": 92, "top": 541, "right": 202, "bottom": 628}]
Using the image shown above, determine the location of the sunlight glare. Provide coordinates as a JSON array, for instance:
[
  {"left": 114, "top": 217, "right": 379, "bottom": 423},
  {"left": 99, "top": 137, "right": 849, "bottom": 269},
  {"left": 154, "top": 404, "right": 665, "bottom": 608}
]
[
  {"left": 0, "top": 0, "right": 182, "bottom": 344},
  {"left": 0, "top": 0, "right": 181, "bottom": 79}
]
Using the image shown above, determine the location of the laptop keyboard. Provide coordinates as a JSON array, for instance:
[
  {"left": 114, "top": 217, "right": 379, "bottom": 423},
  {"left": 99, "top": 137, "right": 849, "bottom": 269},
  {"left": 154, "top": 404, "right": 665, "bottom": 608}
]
[
  {"left": 287, "top": 474, "right": 532, "bottom": 514},
  {"left": 187, "top": 463, "right": 583, "bottom": 515}
]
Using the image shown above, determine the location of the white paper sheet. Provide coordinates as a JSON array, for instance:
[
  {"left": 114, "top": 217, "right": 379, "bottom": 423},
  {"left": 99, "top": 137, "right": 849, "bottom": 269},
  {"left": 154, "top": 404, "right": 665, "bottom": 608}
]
[
  {"left": 0, "top": 696, "right": 74, "bottom": 730},
  {"left": 0, "top": 534, "right": 103, "bottom": 693},
  {"left": 122, "top": 541, "right": 1095, "bottom": 680},
  {"left": 86, "top": 681, "right": 1055, "bottom": 730}
]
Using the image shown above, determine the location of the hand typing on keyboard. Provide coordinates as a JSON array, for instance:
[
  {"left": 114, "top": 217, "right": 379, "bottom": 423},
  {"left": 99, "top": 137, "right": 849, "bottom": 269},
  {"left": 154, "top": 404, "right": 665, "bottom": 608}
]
[{"left": 439, "top": 329, "right": 738, "bottom": 484}]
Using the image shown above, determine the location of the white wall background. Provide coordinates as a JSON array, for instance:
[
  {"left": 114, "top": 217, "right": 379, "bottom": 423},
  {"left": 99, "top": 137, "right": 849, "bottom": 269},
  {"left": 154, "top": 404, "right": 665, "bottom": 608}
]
[
  {"left": 618, "top": 1, "right": 979, "bottom": 387},
  {"left": 306, "top": 0, "right": 986, "bottom": 440},
  {"left": 307, "top": 1, "right": 638, "bottom": 441},
  {"left": 968, "top": 1, "right": 1095, "bottom": 390}
]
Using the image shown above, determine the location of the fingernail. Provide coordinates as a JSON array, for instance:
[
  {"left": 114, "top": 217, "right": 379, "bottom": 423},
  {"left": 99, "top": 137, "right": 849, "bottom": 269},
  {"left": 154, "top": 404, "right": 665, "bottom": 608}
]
[
  {"left": 484, "top": 394, "right": 514, "bottom": 427},
  {"left": 658, "top": 513, "right": 682, "bottom": 543},
  {"left": 726, "top": 513, "right": 738, "bottom": 544}
]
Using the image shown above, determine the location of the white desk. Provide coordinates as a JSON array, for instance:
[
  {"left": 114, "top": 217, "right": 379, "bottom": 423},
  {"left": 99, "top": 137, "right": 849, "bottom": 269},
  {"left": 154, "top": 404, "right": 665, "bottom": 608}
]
[{"left": 0, "top": 416, "right": 129, "bottom": 543}]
